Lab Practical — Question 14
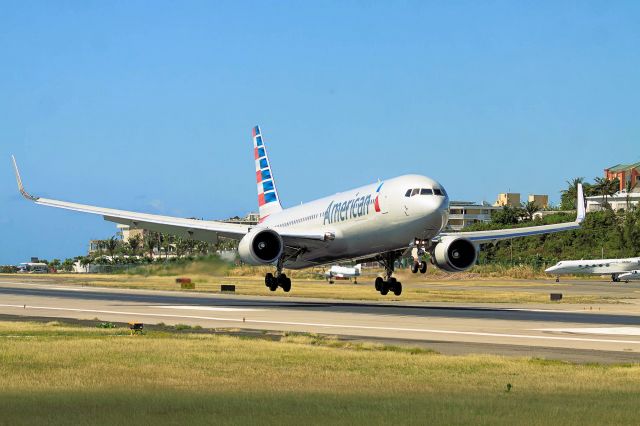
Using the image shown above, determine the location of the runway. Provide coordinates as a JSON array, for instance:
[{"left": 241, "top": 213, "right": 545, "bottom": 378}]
[{"left": 1, "top": 278, "right": 640, "bottom": 363}]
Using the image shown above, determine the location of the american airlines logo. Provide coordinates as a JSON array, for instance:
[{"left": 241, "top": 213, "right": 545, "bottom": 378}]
[{"left": 323, "top": 194, "right": 373, "bottom": 225}]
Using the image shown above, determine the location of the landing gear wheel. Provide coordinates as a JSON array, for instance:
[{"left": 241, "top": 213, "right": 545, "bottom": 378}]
[
  {"left": 375, "top": 277, "right": 384, "bottom": 292},
  {"left": 380, "top": 284, "right": 389, "bottom": 296},
  {"left": 411, "top": 262, "right": 419, "bottom": 273},
  {"left": 419, "top": 261, "right": 427, "bottom": 274},
  {"left": 392, "top": 281, "right": 403, "bottom": 296},
  {"left": 265, "top": 273, "right": 278, "bottom": 291},
  {"left": 277, "top": 274, "right": 291, "bottom": 292}
]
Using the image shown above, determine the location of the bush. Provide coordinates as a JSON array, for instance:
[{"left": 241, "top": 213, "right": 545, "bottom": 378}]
[{"left": 0, "top": 265, "right": 18, "bottom": 273}]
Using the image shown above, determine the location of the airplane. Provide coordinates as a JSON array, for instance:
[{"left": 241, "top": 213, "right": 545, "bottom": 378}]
[
  {"left": 545, "top": 257, "right": 640, "bottom": 282},
  {"left": 324, "top": 264, "right": 362, "bottom": 284},
  {"left": 11, "top": 125, "right": 586, "bottom": 296},
  {"left": 619, "top": 270, "right": 640, "bottom": 283}
]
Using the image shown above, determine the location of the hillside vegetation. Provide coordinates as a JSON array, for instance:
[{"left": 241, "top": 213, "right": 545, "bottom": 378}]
[{"left": 464, "top": 208, "right": 640, "bottom": 268}]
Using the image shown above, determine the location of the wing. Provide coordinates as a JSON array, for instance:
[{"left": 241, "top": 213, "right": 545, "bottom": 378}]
[
  {"left": 439, "top": 184, "right": 585, "bottom": 244},
  {"left": 12, "top": 156, "right": 248, "bottom": 243}
]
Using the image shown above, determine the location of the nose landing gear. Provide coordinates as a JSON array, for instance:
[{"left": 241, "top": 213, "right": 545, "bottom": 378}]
[{"left": 410, "top": 245, "right": 428, "bottom": 274}]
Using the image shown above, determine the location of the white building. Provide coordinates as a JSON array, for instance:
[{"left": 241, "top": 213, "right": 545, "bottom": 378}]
[
  {"left": 586, "top": 190, "right": 640, "bottom": 212},
  {"left": 447, "top": 201, "right": 502, "bottom": 231}
]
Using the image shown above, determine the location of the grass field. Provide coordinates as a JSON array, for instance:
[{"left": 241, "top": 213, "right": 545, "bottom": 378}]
[
  {"left": 1, "top": 320, "right": 640, "bottom": 425},
  {"left": 0, "top": 272, "right": 623, "bottom": 305}
]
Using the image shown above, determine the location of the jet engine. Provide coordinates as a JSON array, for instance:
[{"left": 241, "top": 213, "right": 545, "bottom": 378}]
[
  {"left": 432, "top": 236, "right": 478, "bottom": 272},
  {"left": 238, "top": 229, "right": 284, "bottom": 265}
]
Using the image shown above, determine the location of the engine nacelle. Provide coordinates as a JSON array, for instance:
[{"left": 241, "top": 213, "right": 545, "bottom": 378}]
[
  {"left": 432, "top": 236, "right": 478, "bottom": 272},
  {"left": 238, "top": 228, "right": 284, "bottom": 265}
]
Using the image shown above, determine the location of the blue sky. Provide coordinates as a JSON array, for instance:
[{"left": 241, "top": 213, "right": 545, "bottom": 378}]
[{"left": 1, "top": 1, "right": 639, "bottom": 264}]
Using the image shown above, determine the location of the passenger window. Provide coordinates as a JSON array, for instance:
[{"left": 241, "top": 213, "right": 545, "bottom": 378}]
[
  {"left": 411, "top": 188, "right": 419, "bottom": 197},
  {"left": 420, "top": 188, "right": 433, "bottom": 195},
  {"left": 405, "top": 189, "right": 412, "bottom": 197}
]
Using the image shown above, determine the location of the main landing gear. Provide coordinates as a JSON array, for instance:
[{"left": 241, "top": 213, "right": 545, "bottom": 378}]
[
  {"left": 265, "top": 256, "right": 291, "bottom": 292},
  {"left": 374, "top": 252, "right": 402, "bottom": 296},
  {"left": 611, "top": 274, "right": 621, "bottom": 283}
]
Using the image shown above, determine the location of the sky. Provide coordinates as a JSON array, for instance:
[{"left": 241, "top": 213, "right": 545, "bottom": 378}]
[{"left": 1, "top": 1, "right": 639, "bottom": 264}]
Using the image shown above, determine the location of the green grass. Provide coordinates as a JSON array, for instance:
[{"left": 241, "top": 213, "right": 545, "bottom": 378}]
[
  {"left": 1, "top": 320, "right": 640, "bottom": 425},
  {"left": 0, "top": 273, "right": 623, "bottom": 304}
]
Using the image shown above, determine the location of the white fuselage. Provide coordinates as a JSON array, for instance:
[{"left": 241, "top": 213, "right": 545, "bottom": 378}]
[
  {"left": 619, "top": 270, "right": 640, "bottom": 281},
  {"left": 325, "top": 265, "right": 361, "bottom": 279},
  {"left": 545, "top": 258, "right": 640, "bottom": 276},
  {"left": 260, "top": 174, "right": 449, "bottom": 269}
]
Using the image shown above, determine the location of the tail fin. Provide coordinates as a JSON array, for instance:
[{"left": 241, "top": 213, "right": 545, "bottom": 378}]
[{"left": 252, "top": 125, "right": 283, "bottom": 220}]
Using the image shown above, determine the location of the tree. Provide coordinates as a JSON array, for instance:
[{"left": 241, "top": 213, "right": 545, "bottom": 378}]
[
  {"left": 127, "top": 234, "right": 142, "bottom": 256},
  {"left": 491, "top": 206, "right": 521, "bottom": 225},
  {"left": 561, "top": 177, "right": 584, "bottom": 210},
  {"left": 145, "top": 233, "right": 157, "bottom": 259},
  {"left": 521, "top": 201, "right": 540, "bottom": 222},
  {"left": 593, "top": 177, "right": 619, "bottom": 207},
  {"left": 61, "top": 258, "right": 75, "bottom": 272},
  {"left": 105, "top": 236, "right": 119, "bottom": 261},
  {"left": 625, "top": 180, "right": 634, "bottom": 211}
]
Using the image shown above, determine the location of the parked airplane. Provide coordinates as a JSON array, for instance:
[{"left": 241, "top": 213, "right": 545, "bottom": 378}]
[
  {"left": 545, "top": 257, "right": 640, "bottom": 282},
  {"left": 324, "top": 264, "right": 362, "bottom": 284},
  {"left": 619, "top": 270, "right": 640, "bottom": 283},
  {"left": 11, "top": 125, "right": 585, "bottom": 296}
]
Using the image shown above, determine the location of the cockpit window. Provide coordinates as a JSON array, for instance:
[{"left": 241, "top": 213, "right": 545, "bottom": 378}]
[
  {"left": 433, "top": 188, "right": 443, "bottom": 196},
  {"left": 405, "top": 189, "right": 412, "bottom": 197},
  {"left": 411, "top": 188, "right": 420, "bottom": 197},
  {"left": 420, "top": 188, "right": 433, "bottom": 195}
]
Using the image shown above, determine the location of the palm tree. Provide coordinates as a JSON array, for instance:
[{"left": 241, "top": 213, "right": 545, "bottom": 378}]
[
  {"left": 145, "top": 233, "right": 157, "bottom": 259},
  {"left": 561, "top": 177, "right": 584, "bottom": 210},
  {"left": 625, "top": 180, "right": 634, "bottom": 210},
  {"left": 127, "top": 234, "right": 142, "bottom": 256},
  {"left": 521, "top": 201, "right": 540, "bottom": 222},
  {"left": 105, "top": 236, "right": 119, "bottom": 261},
  {"left": 594, "top": 177, "right": 620, "bottom": 207}
]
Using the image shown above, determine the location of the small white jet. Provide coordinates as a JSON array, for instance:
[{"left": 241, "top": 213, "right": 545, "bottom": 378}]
[
  {"left": 545, "top": 257, "right": 640, "bottom": 282},
  {"left": 324, "top": 264, "right": 362, "bottom": 284},
  {"left": 619, "top": 270, "right": 640, "bottom": 283},
  {"left": 12, "top": 125, "right": 585, "bottom": 296}
]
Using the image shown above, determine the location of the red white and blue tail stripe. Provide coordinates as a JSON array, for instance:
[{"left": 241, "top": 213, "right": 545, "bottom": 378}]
[{"left": 253, "top": 125, "right": 283, "bottom": 219}]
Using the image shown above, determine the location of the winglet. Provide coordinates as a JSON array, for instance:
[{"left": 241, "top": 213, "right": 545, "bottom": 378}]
[
  {"left": 11, "top": 155, "right": 39, "bottom": 201},
  {"left": 576, "top": 183, "right": 585, "bottom": 223}
]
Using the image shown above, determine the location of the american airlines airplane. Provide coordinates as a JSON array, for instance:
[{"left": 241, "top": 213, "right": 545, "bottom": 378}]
[
  {"left": 545, "top": 257, "right": 640, "bottom": 282},
  {"left": 11, "top": 125, "right": 585, "bottom": 296}
]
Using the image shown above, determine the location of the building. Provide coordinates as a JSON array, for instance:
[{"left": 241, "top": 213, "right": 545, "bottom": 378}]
[
  {"left": 447, "top": 201, "right": 502, "bottom": 231},
  {"left": 494, "top": 193, "right": 520, "bottom": 207},
  {"left": 586, "top": 190, "right": 640, "bottom": 212},
  {"left": 605, "top": 161, "right": 640, "bottom": 192},
  {"left": 527, "top": 194, "right": 549, "bottom": 209},
  {"left": 223, "top": 212, "right": 259, "bottom": 225},
  {"left": 117, "top": 224, "right": 146, "bottom": 242}
]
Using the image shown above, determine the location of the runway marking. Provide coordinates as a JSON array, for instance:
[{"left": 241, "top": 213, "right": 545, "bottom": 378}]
[
  {"left": 2, "top": 303, "right": 640, "bottom": 345},
  {"left": 535, "top": 327, "right": 640, "bottom": 336},
  {"left": 155, "top": 305, "right": 260, "bottom": 312}
]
